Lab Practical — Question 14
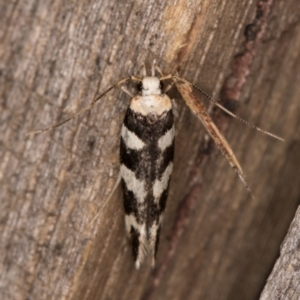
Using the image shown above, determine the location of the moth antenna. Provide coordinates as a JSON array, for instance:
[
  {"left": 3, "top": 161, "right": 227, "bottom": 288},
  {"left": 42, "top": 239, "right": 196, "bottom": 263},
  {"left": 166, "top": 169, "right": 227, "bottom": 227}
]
[
  {"left": 89, "top": 173, "right": 121, "bottom": 228},
  {"left": 159, "top": 74, "right": 173, "bottom": 81},
  {"left": 191, "top": 83, "right": 285, "bottom": 142},
  {"left": 27, "top": 77, "right": 132, "bottom": 136}
]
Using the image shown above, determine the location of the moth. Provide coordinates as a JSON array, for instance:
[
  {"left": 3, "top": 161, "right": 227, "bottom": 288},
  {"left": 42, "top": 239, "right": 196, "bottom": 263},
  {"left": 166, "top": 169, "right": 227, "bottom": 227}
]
[{"left": 28, "top": 62, "right": 284, "bottom": 269}]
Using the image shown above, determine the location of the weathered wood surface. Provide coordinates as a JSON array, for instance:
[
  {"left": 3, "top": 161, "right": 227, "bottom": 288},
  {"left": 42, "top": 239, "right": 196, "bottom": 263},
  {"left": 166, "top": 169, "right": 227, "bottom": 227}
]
[
  {"left": 260, "top": 206, "right": 300, "bottom": 300},
  {"left": 0, "top": 1, "right": 299, "bottom": 299}
]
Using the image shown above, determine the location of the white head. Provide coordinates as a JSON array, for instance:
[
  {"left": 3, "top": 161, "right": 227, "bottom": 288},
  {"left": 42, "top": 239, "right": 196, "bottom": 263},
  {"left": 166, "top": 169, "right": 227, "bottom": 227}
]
[{"left": 141, "top": 77, "right": 162, "bottom": 96}]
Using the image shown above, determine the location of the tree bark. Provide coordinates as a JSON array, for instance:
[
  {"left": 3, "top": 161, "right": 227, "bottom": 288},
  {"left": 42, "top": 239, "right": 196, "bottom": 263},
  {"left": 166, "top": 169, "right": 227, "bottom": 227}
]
[
  {"left": 0, "top": 0, "right": 299, "bottom": 299},
  {"left": 260, "top": 206, "right": 300, "bottom": 300}
]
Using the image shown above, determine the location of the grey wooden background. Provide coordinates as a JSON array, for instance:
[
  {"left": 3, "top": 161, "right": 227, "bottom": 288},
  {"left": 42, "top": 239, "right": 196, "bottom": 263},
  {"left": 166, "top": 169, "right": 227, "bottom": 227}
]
[{"left": 0, "top": 0, "right": 300, "bottom": 299}]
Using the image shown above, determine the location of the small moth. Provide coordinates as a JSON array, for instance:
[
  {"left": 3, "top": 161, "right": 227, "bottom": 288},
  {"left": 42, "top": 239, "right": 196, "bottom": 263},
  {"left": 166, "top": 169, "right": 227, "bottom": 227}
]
[
  {"left": 120, "top": 67, "right": 175, "bottom": 269},
  {"left": 28, "top": 61, "right": 284, "bottom": 269}
]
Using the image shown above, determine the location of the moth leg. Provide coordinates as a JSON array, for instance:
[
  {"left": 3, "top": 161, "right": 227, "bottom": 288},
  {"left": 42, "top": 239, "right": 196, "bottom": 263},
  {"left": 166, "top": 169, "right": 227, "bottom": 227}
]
[
  {"left": 171, "top": 99, "right": 178, "bottom": 117},
  {"left": 121, "top": 86, "right": 134, "bottom": 97},
  {"left": 163, "top": 79, "right": 175, "bottom": 93},
  {"left": 89, "top": 172, "right": 121, "bottom": 227}
]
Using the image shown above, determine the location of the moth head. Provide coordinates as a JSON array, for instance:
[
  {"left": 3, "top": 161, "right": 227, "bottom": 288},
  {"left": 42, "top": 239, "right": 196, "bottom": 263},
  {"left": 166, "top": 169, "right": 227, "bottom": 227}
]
[{"left": 139, "top": 77, "right": 162, "bottom": 96}]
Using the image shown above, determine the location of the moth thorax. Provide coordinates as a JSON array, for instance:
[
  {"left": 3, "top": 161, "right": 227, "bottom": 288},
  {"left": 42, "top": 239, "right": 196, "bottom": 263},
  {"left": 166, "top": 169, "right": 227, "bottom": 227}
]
[
  {"left": 145, "top": 112, "right": 161, "bottom": 124},
  {"left": 141, "top": 77, "right": 161, "bottom": 96}
]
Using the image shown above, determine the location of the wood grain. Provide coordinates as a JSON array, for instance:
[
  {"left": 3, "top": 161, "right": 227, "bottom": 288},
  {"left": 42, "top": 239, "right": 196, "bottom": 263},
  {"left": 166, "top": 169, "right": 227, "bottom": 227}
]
[{"left": 0, "top": 0, "right": 299, "bottom": 299}]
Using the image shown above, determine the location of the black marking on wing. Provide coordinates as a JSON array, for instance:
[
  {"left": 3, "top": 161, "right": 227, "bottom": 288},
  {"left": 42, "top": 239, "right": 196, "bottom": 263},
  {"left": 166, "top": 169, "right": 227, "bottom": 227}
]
[
  {"left": 123, "top": 108, "right": 173, "bottom": 144},
  {"left": 120, "top": 138, "right": 141, "bottom": 172},
  {"left": 120, "top": 107, "right": 175, "bottom": 266},
  {"left": 159, "top": 187, "right": 169, "bottom": 214},
  {"left": 158, "top": 144, "right": 174, "bottom": 177},
  {"left": 122, "top": 179, "right": 139, "bottom": 217},
  {"left": 130, "top": 226, "right": 140, "bottom": 262},
  {"left": 154, "top": 226, "right": 161, "bottom": 258}
]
